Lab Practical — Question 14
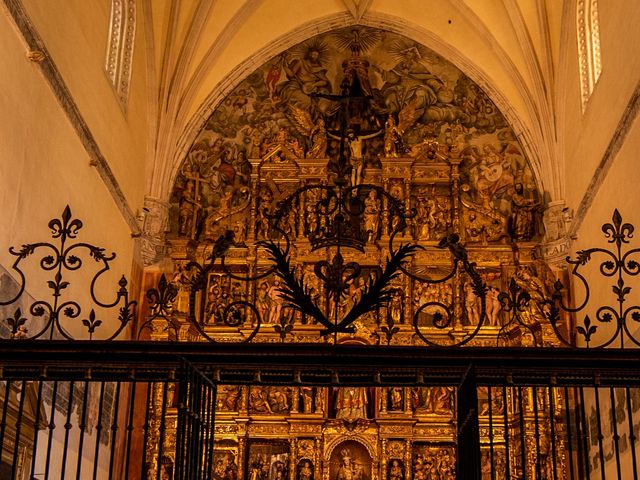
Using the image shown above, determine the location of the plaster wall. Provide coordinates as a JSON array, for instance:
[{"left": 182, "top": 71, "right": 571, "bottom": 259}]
[
  {"left": 561, "top": 0, "right": 640, "bottom": 212},
  {"left": 0, "top": 11, "right": 136, "bottom": 339},
  {"left": 20, "top": 0, "right": 149, "bottom": 215}
]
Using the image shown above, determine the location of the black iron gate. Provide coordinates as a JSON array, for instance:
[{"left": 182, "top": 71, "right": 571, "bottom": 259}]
[{"left": 174, "top": 359, "right": 217, "bottom": 480}]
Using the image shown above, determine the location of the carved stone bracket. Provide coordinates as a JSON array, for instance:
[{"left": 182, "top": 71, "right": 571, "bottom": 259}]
[
  {"left": 140, "top": 196, "right": 170, "bottom": 266},
  {"left": 538, "top": 200, "right": 573, "bottom": 266}
]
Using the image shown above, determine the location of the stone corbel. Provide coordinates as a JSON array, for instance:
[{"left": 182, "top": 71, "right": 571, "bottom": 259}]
[
  {"left": 139, "top": 196, "right": 171, "bottom": 267},
  {"left": 538, "top": 200, "right": 574, "bottom": 267}
]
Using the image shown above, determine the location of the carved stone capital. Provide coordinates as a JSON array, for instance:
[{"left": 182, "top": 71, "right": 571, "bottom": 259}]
[
  {"left": 140, "top": 196, "right": 170, "bottom": 266},
  {"left": 537, "top": 235, "right": 572, "bottom": 267},
  {"left": 538, "top": 200, "right": 573, "bottom": 266},
  {"left": 542, "top": 201, "right": 573, "bottom": 243}
]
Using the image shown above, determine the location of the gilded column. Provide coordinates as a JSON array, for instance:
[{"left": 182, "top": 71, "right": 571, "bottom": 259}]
[
  {"left": 380, "top": 388, "right": 388, "bottom": 414},
  {"left": 404, "top": 440, "right": 412, "bottom": 480},
  {"left": 315, "top": 437, "right": 322, "bottom": 480},
  {"left": 240, "top": 386, "right": 249, "bottom": 415},
  {"left": 404, "top": 387, "right": 412, "bottom": 414},
  {"left": 238, "top": 436, "right": 246, "bottom": 480},
  {"left": 403, "top": 178, "right": 412, "bottom": 238},
  {"left": 290, "top": 437, "right": 297, "bottom": 480},
  {"left": 381, "top": 439, "right": 388, "bottom": 479},
  {"left": 291, "top": 387, "right": 299, "bottom": 413}
]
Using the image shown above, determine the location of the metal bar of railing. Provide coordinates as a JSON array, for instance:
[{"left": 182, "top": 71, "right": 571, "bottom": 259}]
[
  {"left": 92, "top": 381, "right": 107, "bottom": 480},
  {"left": 107, "top": 381, "right": 121, "bottom": 480},
  {"left": 10, "top": 380, "right": 27, "bottom": 478},
  {"left": 59, "top": 381, "right": 75, "bottom": 480},
  {"left": 76, "top": 380, "right": 90, "bottom": 480},
  {"left": 29, "top": 380, "right": 44, "bottom": 479}
]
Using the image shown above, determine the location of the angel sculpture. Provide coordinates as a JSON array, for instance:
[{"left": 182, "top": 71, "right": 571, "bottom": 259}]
[
  {"left": 384, "top": 99, "right": 421, "bottom": 157},
  {"left": 288, "top": 104, "right": 327, "bottom": 158}
]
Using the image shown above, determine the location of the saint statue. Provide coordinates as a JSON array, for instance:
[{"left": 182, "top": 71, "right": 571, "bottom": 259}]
[
  {"left": 335, "top": 387, "right": 368, "bottom": 421},
  {"left": 298, "top": 460, "right": 314, "bottom": 480},
  {"left": 336, "top": 449, "right": 364, "bottom": 480},
  {"left": 363, "top": 190, "right": 381, "bottom": 242},
  {"left": 389, "top": 460, "right": 404, "bottom": 480},
  {"left": 509, "top": 183, "right": 539, "bottom": 241}
]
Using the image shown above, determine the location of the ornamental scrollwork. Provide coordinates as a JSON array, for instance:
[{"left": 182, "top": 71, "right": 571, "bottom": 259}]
[{"left": 1, "top": 206, "right": 136, "bottom": 340}]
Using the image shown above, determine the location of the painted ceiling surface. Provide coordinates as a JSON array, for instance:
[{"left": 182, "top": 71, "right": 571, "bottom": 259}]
[{"left": 170, "top": 26, "right": 537, "bottom": 240}]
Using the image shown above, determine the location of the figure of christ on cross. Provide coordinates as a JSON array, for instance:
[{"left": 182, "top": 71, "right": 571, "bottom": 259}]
[{"left": 311, "top": 80, "right": 382, "bottom": 187}]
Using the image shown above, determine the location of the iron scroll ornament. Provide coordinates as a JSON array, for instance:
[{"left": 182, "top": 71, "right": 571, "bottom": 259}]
[
  {"left": 1, "top": 206, "right": 136, "bottom": 340},
  {"left": 147, "top": 69, "right": 493, "bottom": 345},
  {"left": 543, "top": 209, "right": 640, "bottom": 348},
  {"left": 147, "top": 182, "right": 491, "bottom": 345}
]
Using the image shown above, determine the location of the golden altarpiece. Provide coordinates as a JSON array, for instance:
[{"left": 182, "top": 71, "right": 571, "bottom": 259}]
[{"left": 142, "top": 26, "right": 571, "bottom": 480}]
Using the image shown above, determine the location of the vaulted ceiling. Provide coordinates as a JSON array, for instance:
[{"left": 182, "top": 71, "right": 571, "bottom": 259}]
[{"left": 142, "top": 0, "right": 569, "bottom": 203}]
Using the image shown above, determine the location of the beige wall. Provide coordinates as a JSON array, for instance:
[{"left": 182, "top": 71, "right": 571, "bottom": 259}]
[
  {"left": 561, "top": 0, "right": 640, "bottom": 212},
  {"left": 0, "top": 3, "right": 146, "bottom": 339},
  {"left": 21, "top": 0, "right": 149, "bottom": 209}
]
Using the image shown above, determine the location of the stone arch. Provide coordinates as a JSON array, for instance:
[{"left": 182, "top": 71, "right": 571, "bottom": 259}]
[
  {"left": 325, "top": 435, "right": 377, "bottom": 461},
  {"left": 324, "top": 436, "right": 378, "bottom": 480}
]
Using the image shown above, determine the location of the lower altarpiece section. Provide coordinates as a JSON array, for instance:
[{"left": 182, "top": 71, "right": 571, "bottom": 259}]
[
  {"left": 212, "top": 385, "right": 458, "bottom": 480},
  {"left": 147, "top": 383, "right": 566, "bottom": 480}
]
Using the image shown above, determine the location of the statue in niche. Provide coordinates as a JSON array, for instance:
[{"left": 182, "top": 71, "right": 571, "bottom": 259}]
[
  {"left": 255, "top": 187, "right": 274, "bottom": 240},
  {"left": 389, "top": 387, "right": 404, "bottom": 411},
  {"left": 249, "top": 386, "right": 272, "bottom": 414},
  {"left": 384, "top": 116, "right": 404, "bottom": 157},
  {"left": 232, "top": 220, "right": 247, "bottom": 245},
  {"left": 415, "top": 196, "right": 436, "bottom": 241},
  {"left": 309, "top": 118, "right": 328, "bottom": 158},
  {"left": 217, "top": 385, "right": 242, "bottom": 411},
  {"left": 298, "top": 460, "right": 314, "bottom": 480},
  {"left": 486, "top": 286, "right": 502, "bottom": 326},
  {"left": 509, "top": 182, "right": 539, "bottom": 241},
  {"left": 267, "top": 387, "right": 290, "bottom": 414},
  {"left": 389, "top": 288, "right": 404, "bottom": 325},
  {"left": 335, "top": 387, "right": 368, "bottom": 421},
  {"left": 464, "top": 282, "right": 480, "bottom": 325},
  {"left": 388, "top": 460, "right": 404, "bottom": 480},
  {"left": 363, "top": 190, "right": 381, "bottom": 242},
  {"left": 301, "top": 386, "right": 314, "bottom": 413},
  {"left": 336, "top": 449, "right": 366, "bottom": 480},
  {"left": 255, "top": 281, "right": 271, "bottom": 325},
  {"left": 177, "top": 180, "right": 201, "bottom": 237},
  {"left": 267, "top": 279, "right": 286, "bottom": 324},
  {"left": 512, "top": 266, "right": 549, "bottom": 326}
]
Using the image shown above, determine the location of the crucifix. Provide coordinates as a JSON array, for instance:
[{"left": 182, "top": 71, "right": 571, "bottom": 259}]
[
  {"left": 312, "top": 77, "right": 382, "bottom": 186},
  {"left": 180, "top": 165, "right": 207, "bottom": 239}
]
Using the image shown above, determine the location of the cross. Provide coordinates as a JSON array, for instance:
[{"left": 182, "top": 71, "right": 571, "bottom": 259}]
[
  {"left": 312, "top": 77, "right": 376, "bottom": 184},
  {"left": 182, "top": 168, "right": 207, "bottom": 239}
]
